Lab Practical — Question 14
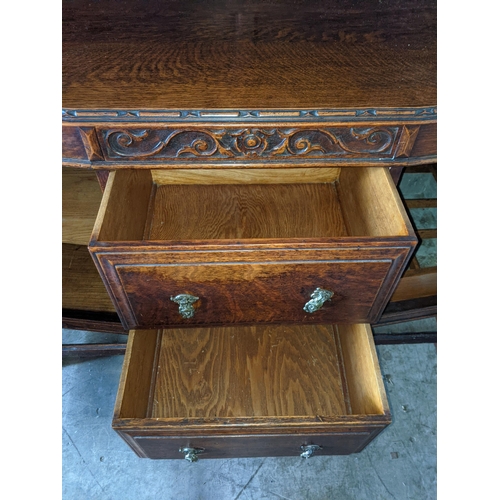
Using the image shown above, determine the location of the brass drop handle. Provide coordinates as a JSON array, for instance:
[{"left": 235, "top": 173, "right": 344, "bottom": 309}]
[
  {"left": 179, "top": 447, "right": 205, "bottom": 462},
  {"left": 171, "top": 294, "right": 200, "bottom": 319},
  {"left": 300, "top": 444, "right": 322, "bottom": 458},
  {"left": 303, "top": 288, "right": 334, "bottom": 313}
]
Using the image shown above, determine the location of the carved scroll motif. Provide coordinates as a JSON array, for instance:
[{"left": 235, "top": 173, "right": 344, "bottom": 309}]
[{"left": 100, "top": 126, "right": 400, "bottom": 161}]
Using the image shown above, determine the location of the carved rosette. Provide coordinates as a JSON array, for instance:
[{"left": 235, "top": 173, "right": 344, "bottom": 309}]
[{"left": 98, "top": 126, "right": 401, "bottom": 162}]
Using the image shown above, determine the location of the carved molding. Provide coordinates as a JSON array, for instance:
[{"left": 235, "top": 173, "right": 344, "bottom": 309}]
[
  {"left": 79, "top": 127, "right": 104, "bottom": 161},
  {"left": 62, "top": 107, "right": 437, "bottom": 123},
  {"left": 99, "top": 126, "right": 402, "bottom": 161},
  {"left": 395, "top": 125, "right": 421, "bottom": 158}
]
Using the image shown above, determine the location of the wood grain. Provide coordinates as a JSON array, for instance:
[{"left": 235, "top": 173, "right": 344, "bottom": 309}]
[
  {"left": 405, "top": 199, "right": 437, "bottom": 209},
  {"left": 62, "top": 167, "right": 103, "bottom": 245},
  {"left": 62, "top": 125, "right": 87, "bottom": 161},
  {"left": 151, "top": 324, "right": 348, "bottom": 418},
  {"left": 115, "top": 329, "right": 160, "bottom": 419},
  {"left": 113, "top": 258, "right": 393, "bottom": 328},
  {"left": 148, "top": 183, "right": 348, "bottom": 240},
  {"left": 337, "top": 167, "right": 412, "bottom": 237},
  {"left": 62, "top": 243, "right": 115, "bottom": 312},
  {"left": 113, "top": 324, "right": 390, "bottom": 458},
  {"left": 63, "top": 0, "right": 436, "bottom": 110},
  {"left": 89, "top": 167, "right": 416, "bottom": 329},
  {"left": 411, "top": 124, "right": 437, "bottom": 158},
  {"left": 151, "top": 168, "right": 341, "bottom": 185},
  {"left": 92, "top": 169, "right": 153, "bottom": 242},
  {"left": 336, "top": 323, "right": 388, "bottom": 415},
  {"left": 391, "top": 267, "right": 437, "bottom": 302}
]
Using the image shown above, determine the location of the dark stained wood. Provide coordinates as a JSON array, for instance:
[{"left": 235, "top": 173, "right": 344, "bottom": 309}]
[
  {"left": 405, "top": 162, "right": 438, "bottom": 178},
  {"left": 132, "top": 431, "right": 380, "bottom": 459},
  {"left": 62, "top": 309, "right": 125, "bottom": 334},
  {"left": 62, "top": 125, "right": 87, "bottom": 161},
  {"left": 417, "top": 229, "right": 437, "bottom": 239},
  {"left": 107, "top": 256, "right": 395, "bottom": 328},
  {"left": 63, "top": 121, "right": 436, "bottom": 168},
  {"left": 79, "top": 127, "right": 105, "bottom": 161},
  {"left": 408, "top": 256, "right": 421, "bottom": 270},
  {"left": 405, "top": 199, "right": 437, "bottom": 209},
  {"left": 373, "top": 332, "right": 437, "bottom": 345},
  {"left": 377, "top": 295, "right": 437, "bottom": 325},
  {"left": 113, "top": 324, "right": 390, "bottom": 458},
  {"left": 410, "top": 124, "right": 437, "bottom": 158},
  {"left": 95, "top": 170, "right": 109, "bottom": 192},
  {"left": 62, "top": 343, "right": 127, "bottom": 357},
  {"left": 63, "top": 0, "right": 436, "bottom": 111},
  {"left": 390, "top": 166, "right": 405, "bottom": 185}
]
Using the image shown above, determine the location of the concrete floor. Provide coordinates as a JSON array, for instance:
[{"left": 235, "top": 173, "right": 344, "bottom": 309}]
[{"left": 62, "top": 323, "right": 437, "bottom": 500}]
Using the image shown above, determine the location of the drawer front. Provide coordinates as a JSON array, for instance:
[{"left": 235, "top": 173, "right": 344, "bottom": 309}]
[
  {"left": 126, "top": 431, "right": 378, "bottom": 459},
  {"left": 99, "top": 255, "right": 401, "bottom": 329}
]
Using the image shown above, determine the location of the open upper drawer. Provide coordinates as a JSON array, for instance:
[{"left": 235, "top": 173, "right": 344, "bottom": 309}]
[
  {"left": 89, "top": 167, "right": 416, "bottom": 330},
  {"left": 113, "top": 323, "right": 391, "bottom": 459}
]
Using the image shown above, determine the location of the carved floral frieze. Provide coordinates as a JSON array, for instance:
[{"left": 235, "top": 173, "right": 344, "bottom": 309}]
[{"left": 98, "top": 126, "right": 401, "bottom": 161}]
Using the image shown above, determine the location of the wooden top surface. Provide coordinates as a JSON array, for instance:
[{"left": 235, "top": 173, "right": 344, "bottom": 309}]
[{"left": 62, "top": 0, "right": 436, "bottom": 111}]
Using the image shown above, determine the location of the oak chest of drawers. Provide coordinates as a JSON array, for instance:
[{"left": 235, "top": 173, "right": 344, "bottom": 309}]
[{"left": 62, "top": 0, "right": 436, "bottom": 460}]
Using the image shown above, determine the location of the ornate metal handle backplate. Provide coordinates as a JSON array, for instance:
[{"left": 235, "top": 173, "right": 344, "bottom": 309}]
[
  {"left": 300, "top": 444, "right": 322, "bottom": 458},
  {"left": 303, "top": 288, "right": 334, "bottom": 313},
  {"left": 179, "top": 447, "right": 205, "bottom": 462},
  {"left": 170, "top": 294, "right": 200, "bottom": 319}
]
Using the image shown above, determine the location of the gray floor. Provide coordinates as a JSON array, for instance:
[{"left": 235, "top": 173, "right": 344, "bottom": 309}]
[{"left": 62, "top": 322, "right": 437, "bottom": 500}]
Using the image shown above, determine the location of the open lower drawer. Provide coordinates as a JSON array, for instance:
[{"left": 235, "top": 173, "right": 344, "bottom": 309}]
[
  {"left": 113, "top": 323, "right": 391, "bottom": 459},
  {"left": 89, "top": 167, "right": 416, "bottom": 329}
]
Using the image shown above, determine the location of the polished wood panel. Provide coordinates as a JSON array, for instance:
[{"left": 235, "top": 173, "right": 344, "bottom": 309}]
[
  {"left": 113, "top": 324, "right": 390, "bottom": 459},
  {"left": 63, "top": 0, "right": 436, "bottom": 110},
  {"left": 62, "top": 168, "right": 103, "bottom": 245},
  {"left": 113, "top": 258, "right": 393, "bottom": 328},
  {"left": 62, "top": 126, "right": 87, "bottom": 161},
  {"left": 411, "top": 124, "right": 437, "bottom": 158}
]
